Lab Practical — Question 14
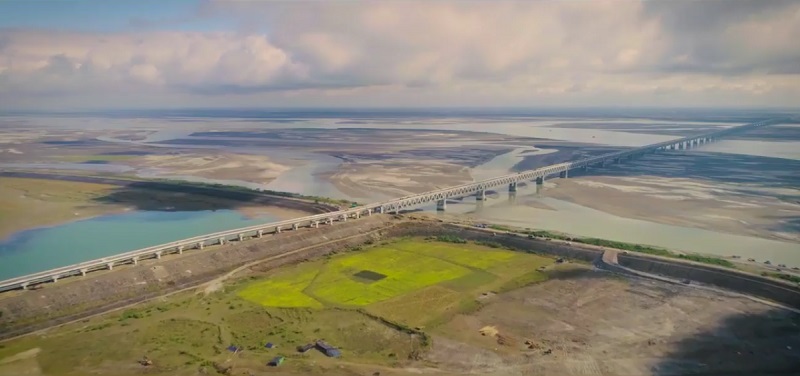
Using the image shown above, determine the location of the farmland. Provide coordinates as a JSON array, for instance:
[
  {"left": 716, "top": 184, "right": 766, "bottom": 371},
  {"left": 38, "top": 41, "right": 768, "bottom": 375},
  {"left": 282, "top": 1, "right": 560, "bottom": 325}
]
[
  {"left": 238, "top": 239, "right": 551, "bottom": 314},
  {"left": 0, "top": 238, "right": 554, "bottom": 375}
]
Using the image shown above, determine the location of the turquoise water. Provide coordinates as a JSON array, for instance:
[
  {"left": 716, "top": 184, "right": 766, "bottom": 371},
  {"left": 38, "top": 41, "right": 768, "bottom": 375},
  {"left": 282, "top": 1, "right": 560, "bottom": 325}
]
[{"left": 0, "top": 210, "right": 284, "bottom": 280}]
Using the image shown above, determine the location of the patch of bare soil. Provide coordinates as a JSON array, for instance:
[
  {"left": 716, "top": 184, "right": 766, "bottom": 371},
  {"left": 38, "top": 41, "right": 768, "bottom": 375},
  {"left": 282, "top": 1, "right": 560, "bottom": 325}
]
[{"left": 428, "top": 267, "right": 800, "bottom": 376}]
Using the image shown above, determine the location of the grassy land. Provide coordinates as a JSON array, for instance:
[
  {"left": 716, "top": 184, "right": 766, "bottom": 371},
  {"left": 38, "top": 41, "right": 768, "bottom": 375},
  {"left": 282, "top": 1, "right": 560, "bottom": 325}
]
[
  {"left": 490, "top": 224, "right": 736, "bottom": 269},
  {"left": 239, "top": 239, "right": 552, "bottom": 328},
  {"left": 0, "top": 239, "right": 554, "bottom": 375},
  {"left": 0, "top": 177, "right": 120, "bottom": 239},
  {"left": 762, "top": 272, "right": 800, "bottom": 285}
]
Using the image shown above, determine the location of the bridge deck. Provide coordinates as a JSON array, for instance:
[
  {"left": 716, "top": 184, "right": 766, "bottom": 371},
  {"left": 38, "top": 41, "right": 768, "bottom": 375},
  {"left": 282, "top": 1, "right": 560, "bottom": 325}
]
[{"left": 0, "top": 119, "right": 782, "bottom": 291}]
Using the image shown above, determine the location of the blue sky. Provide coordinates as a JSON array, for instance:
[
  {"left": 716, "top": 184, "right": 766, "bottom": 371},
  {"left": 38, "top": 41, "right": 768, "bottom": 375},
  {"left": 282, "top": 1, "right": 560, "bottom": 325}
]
[
  {"left": 1, "top": 0, "right": 799, "bottom": 110},
  {"left": 0, "top": 0, "right": 234, "bottom": 31}
]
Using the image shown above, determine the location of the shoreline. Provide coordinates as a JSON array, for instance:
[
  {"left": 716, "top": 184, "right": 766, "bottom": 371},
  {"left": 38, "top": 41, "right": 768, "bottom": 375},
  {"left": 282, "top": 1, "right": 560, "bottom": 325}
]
[{"left": 2, "top": 216, "right": 798, "bottom": 344}]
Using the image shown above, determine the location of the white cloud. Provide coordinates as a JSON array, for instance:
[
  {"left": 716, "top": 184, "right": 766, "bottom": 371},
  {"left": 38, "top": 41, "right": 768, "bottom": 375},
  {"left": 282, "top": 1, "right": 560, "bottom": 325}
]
[{"left": 1, "top": 0, "right": 799, "bottom": 109}]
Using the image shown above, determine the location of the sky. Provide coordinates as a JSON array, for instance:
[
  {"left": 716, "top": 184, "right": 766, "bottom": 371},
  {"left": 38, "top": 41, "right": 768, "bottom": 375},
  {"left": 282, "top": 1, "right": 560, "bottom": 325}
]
[{"left": 0, "top": 0, "right": 799, "bottom": 110}]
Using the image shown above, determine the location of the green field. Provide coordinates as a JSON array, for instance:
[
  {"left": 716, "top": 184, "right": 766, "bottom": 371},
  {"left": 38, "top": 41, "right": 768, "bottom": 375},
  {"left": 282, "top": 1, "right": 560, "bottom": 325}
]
[
  {"left": 238, "top": 240, "right": 548, "bottom": 309},
  {"left": 0, "top": 239, "right": 554, "bottom": 375}
]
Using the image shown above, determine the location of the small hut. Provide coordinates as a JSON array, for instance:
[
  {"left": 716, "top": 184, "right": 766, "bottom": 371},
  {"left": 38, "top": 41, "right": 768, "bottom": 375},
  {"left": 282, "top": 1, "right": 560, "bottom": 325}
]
[{"left": 315, "top": 340, "right": 341, "bottom": 358}]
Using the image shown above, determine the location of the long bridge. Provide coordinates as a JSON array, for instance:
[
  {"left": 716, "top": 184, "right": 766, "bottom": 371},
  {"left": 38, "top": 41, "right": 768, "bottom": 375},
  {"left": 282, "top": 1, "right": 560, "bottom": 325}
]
[{"left": 0, "top": 119, "right": 783, "bottom": 292}]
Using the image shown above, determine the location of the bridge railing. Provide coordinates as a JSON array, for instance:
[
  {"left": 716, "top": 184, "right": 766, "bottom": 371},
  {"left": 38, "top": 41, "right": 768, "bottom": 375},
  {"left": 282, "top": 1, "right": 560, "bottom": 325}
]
[{"left": 0, "top": 118, "right": 782, "bottom": 291}]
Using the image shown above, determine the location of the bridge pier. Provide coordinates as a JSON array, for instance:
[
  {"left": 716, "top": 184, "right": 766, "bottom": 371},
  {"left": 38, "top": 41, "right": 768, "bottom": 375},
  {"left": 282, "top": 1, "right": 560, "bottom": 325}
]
[
  {"left": 257, "top": 230, "right": 263, "bottom": 238},
  {"left": 476, "top": 190, "right": 486, "bottom": 201},
  {"left": 509, "top": 182, "right": 517, "bottom": 192},
  {"left": 197, "top": 241, "right": 204, "bottom": 250},
  {"left": 177, "top": 245, "right": 184, "bottom": 254},
  {"left": 276, "top": 226, "right": 282, "bottom": 233},
  {"left": 292, "top": 223, "right": 299, "bottom": 230},
  {"left": 436, "top": 199, "right": 446, "bottom": 211},
  {"left": 219, "top": 237, "right": 226, "bottom": 245},
  {"left": 313, "top": 221, "right": 319, "bottom": 228},
  {"left": 379, "top": 207, "right": 385, "bottom": 214},
  {"left": 238, "top": 233, "right": 244, "bottom": 242},
  {"left": 342, "top": 214, "right": 348, "bottom": 222},
  {"left": 132, "top": 256, "right": 139, "bottom": 265},
  {"left": 21, "top": 282, "right": 29, "bottom": 290},
  {"left": 559, "top": 170, "right": 568, "bottom": 179},
  {"left": 107, "top": 262, "right": 114, "bottom": 270},
  {"left": 80, "top": 268, "right": 87, "bottom": 277},
  {"left": 154, "top": 251, "right": 162, "bottom": 259},
  {"left": 356, "top": 212, "right": 361, "bottom": 219},
  {"left": 536, "top": 176, "right": 544, "bottom": 185},
  {"left": 52, "top": 275, "right": 58, "bottom": 283}
]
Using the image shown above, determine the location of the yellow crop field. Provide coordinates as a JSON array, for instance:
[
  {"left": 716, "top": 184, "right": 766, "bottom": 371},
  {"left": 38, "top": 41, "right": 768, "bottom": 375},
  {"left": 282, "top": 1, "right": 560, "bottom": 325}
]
[
  {"left": 307, "top": 247, "right": 471, "bottom": 306},
  {"left": 238, "top": 264, "right": 324, "bottom": 308},
  {"left": 391, "top": 241, "right": 519, "bottom": 269},
  {"left": 237, "top": 239, "right": 553, "bottom": 310}
]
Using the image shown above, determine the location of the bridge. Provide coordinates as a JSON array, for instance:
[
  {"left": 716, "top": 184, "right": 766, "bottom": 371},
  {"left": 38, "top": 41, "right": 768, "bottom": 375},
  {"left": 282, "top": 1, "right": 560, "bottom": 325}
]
[{"left": 0, "top": 119, "right": 783, "bottom": 292}]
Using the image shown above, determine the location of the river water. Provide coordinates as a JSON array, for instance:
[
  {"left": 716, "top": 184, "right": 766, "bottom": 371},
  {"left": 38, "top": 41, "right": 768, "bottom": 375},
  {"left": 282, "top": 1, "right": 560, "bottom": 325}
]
[
  {"left": 0, "top": 210, "right": 285, "bottom": 280},
  {"left": 430, "top": 189, "right": 800, "bottom": 267},
  {"left": 2, "top": 114, "right": 798, "bottom": 278}
]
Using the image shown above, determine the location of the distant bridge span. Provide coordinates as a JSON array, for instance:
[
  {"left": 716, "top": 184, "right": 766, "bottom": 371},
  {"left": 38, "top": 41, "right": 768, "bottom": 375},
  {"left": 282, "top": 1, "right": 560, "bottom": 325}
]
[{"left": 0, "top": 119, "right": 784, "bottom": 292}]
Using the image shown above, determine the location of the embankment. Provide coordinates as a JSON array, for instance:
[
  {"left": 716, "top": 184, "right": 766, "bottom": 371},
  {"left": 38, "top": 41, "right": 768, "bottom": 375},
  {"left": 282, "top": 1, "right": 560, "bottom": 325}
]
[
  {"left": 387, "top": 221, "right": 800, "bottom": 309},
  {"left": 0, "top": 215, "right": 395, "bottom": 340},
  {"left": 2, "top": 217, "right": 798, "bottom": 341}
]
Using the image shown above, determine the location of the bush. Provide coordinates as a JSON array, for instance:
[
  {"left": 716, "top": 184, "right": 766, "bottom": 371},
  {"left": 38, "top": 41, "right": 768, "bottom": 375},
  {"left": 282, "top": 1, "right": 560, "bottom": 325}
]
[
  {"left": 765, "top": 272, "right": 800, "bottom": 284},
  {"left": 677, "top": 254, "right": 735, "bottom": 268},
  {"left": 435, "top": 235, "right": 467, "bottom": 244}
]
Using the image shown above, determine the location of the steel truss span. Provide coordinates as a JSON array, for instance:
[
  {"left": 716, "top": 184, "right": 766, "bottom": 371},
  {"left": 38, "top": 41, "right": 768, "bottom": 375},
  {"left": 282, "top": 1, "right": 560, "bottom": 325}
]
[{"left": 0, "top": 119, "right": 783, "bottom": 292}]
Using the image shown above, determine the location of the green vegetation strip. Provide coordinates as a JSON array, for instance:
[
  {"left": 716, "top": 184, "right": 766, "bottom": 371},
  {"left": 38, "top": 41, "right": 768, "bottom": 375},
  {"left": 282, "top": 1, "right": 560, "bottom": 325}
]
[
  {"left": 154, "top": 179, "right": 355, "bottom": 206},
  {"left": 488, "top": 224, "right": 735, "bottom": 268}
]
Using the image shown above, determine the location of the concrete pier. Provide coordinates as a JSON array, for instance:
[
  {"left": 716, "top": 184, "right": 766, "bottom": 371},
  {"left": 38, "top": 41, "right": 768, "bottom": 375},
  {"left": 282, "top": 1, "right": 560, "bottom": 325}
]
[
  {"left": 154, "top": 251, "right": 162, "bottom": 259},
  {"left": 559, "top": 170, "right": 568, "bottom": 179},
  {"left": 292, "top": 223, "right": 299, "bottom": 230},
  {"left": 132, "top": 256, "right": 139, "bottom": 265},
  {"left": 0, "top": 119, "right": 774, "bottom": 293},
  {"left": 257, "top": 230, "right": 263, "bottom": 238},
  {"left": 436, "top": 199, "right": 446, "bottom": 211},
  {"left": 238, "top": 233, "right": 244, "bottom": 242},
  {"left": 509, "top": 182, "right": 517, "bottom": 192},
  {"left": 52, "top": 275, "right": 58, "bottom": 283},
  {"left": 80, "top": 269, "right": 87, "bottom": 276}
]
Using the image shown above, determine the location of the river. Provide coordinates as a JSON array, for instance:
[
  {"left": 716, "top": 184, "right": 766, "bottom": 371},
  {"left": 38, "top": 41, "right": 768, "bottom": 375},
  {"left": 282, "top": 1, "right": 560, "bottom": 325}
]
[{"left": 0, "top": 209, "right": 287, "bottom": 280}]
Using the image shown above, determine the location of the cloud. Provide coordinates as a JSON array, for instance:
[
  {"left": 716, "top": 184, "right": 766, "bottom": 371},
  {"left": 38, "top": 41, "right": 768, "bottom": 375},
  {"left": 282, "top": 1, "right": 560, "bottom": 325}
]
[{"left": 1, "top": 0, "right": 799, "bottom": 108}]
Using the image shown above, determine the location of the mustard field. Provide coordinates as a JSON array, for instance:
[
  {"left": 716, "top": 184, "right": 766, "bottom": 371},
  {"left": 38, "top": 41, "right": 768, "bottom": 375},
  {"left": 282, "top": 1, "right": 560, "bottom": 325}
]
[{"left": 238, "top": 239, "right": 552, "bottom": 313}]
